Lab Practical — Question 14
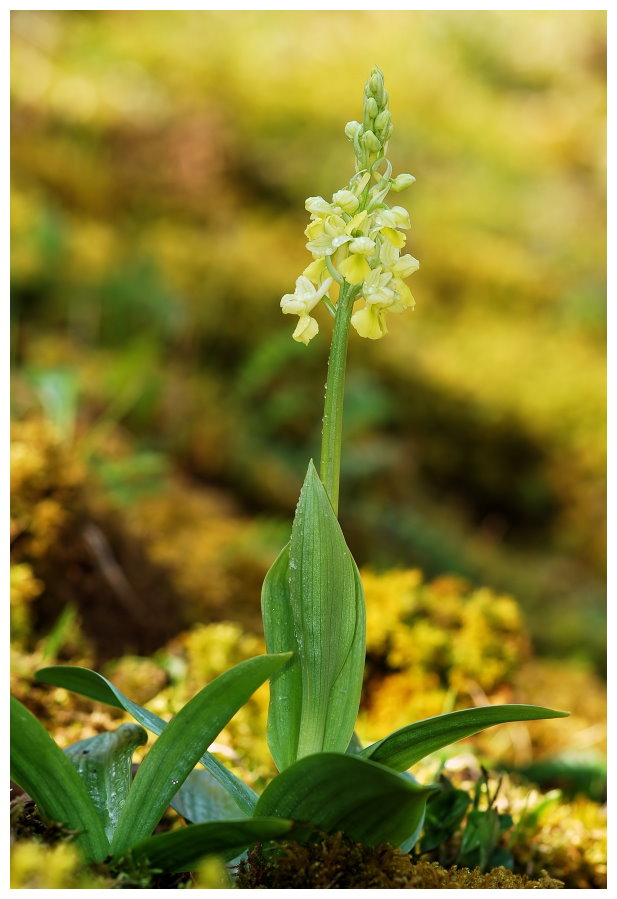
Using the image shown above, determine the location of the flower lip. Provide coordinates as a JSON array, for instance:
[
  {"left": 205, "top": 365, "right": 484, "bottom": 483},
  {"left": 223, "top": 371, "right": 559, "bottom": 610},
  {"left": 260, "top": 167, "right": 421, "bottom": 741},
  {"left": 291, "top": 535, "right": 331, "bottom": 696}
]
[{"left": 348, "top": 236, "right": 375, "bottom": 255}]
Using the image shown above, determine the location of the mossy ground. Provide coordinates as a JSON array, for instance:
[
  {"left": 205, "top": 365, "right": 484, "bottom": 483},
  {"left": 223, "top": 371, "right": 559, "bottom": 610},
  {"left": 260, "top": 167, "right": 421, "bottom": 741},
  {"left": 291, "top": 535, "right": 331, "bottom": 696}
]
[{"left": 235, "top": 832, "right": 563, "bottom": 889}]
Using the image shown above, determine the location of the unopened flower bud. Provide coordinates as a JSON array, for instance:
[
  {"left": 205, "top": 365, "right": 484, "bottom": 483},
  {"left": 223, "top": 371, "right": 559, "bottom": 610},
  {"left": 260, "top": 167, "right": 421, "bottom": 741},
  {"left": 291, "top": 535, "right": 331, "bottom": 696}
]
[
  {"left": 390, "top": 173, "right": 416, "bottom": 192},
  {"left": 361, "top": 130, "right": 382, "bottom": 154},
  {"left": 369, "top": 69, "right": 385, "bottom": 106},
  {"left": 345, "top": 120, "right": 362, "bottom": 142},
  {"left": 374, "top": 110, "right": 391, "bottom": 138},
  {"left": 364, "top": 97, "right": 378, "bottom": 125},
  {"left": 332, "top": 189, "right": 359, "bottom": 214}
]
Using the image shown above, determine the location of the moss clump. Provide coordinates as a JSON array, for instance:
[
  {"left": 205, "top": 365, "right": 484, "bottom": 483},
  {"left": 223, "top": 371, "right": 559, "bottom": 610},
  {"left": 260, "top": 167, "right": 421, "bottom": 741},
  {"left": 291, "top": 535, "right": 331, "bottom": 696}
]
[
  {"left": 359, "top": 571, "right": 530, "bottom": 735},
  {"left": 10, "top": 797, "right": 191, "bottom": 889},
  {"left": 10, "top": 797, "right": 77, "bottom": 846},
  {"left": 11, "top": 840, "right": 110, "bottom": 889},
  {"left": 235, "top": 832, "right": 563, "bottom": 889}
]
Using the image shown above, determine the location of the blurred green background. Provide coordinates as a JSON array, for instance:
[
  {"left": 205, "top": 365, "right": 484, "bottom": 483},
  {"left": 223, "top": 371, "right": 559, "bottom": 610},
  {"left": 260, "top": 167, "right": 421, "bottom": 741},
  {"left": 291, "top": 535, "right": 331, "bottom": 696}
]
[{"left": 11, "top": 10, "right": 606, "bottom": 666}]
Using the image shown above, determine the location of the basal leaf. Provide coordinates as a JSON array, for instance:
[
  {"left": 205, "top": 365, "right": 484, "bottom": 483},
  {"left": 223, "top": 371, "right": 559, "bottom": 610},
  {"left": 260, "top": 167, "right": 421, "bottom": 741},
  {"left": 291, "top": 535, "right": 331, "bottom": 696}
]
[
  {"left": 261, "top": 543, "right": 300, "bottom": 772},
  {"left": 254, "top": 752, "right": 437, "bottom": 848},
  {"left": 10, "top": 696, "right": 109, "bottom": 863},
  {"left": 129, "top": 818, "right": 294, "bottom": 872},
  {"left": 171, "top": 768, "right": 249, "bottom": 823},
  {"left": 64, "top": 723, "right": 147, "bottom": 842},
  {"left": 360, "top": 704, "right": 569, "bottom": 772},
  {"left": 263, "top": 461, "right": 365, "bottom": 768},
  {"left": 110, "top": 653, "right": 291, "bottom": 856},
  {"left": 36, "top": 665, "right": 258, "bottom": 815}
]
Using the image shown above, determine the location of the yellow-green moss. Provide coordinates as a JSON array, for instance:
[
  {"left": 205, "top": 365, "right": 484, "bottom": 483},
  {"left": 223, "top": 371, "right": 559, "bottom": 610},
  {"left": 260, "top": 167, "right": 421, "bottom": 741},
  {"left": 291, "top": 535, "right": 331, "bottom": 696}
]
[
  {"left": 10, "top": 563, "right": 43, "bottom": 643},
  {"left": 11, "top": 840, "right": 110, "bottom": 889},
  {"left": 363, "top": 570, "right": 529, "bottom": 693},
  {"left": 11, "top": 418, "right": 87, "bottom": 562},
  {"left": 235, "top": 832, "right": 563, "bottom": 889}
]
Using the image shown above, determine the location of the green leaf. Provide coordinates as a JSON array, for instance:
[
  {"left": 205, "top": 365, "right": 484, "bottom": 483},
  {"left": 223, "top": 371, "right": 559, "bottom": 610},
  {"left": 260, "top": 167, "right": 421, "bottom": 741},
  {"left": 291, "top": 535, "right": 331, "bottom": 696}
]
[
  {"left": 27, "top": 367, "right": 78, "bottom": 442},
  {"left": 459, "top": 808, "right": 504, "bottom": 871},
  {"left": 64, "top": 723, "right": 147, "bottom": 843},
  {"left": 10, "top": 696, "right": 109, "bottom": 863},
  {"left": 360, "top": 705, "right": 570, "bottom": 772},
  {"left": 128, "top": 818, "right": 295, "bottom": 872},
  {"left": 420, "top": 785, "right": 471, "bottom": 853},
  {"left": 110, "top": 653, "right": 291, "bottom": 856},
  {"left": 261, "top": 543, "right": 300, "bottom": 772},
  {"left": 171, "top": 768, "right": 249, "bottom": 823},
  {"left": 36, "top": 665, "right": 258, "bottom": 815},
  {"left": 254, "top": 752, "right": 437, "bottom": 848},
  {"left": 263, "top": 461, "right": 365, "bottom": 769}
]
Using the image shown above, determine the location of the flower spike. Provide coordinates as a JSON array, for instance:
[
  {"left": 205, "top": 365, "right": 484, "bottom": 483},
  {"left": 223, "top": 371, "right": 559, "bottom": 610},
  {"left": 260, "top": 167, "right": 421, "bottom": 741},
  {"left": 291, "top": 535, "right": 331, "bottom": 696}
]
[{"left": 280, "top": 68, "right": 419, "bottom": 343}]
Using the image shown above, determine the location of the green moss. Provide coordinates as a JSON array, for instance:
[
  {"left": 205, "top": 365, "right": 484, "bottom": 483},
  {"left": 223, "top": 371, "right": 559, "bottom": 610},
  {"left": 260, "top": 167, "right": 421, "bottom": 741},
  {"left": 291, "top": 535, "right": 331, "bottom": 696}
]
[
  {"left": 235, "top": 832, "right": 563, "bottom": 889},
  {"left": 10, "top": 797, "right": 78, "bottom": 846},
  {"left": 10, "top": 797, "right": 192, "bottom": 889}
]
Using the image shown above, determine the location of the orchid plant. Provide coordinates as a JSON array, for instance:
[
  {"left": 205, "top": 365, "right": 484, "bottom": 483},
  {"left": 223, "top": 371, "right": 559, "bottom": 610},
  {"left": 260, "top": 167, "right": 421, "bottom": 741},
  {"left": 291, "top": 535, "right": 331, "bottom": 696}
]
[{"left": 11, "top": 68, "right": 567, "bottom": 879}]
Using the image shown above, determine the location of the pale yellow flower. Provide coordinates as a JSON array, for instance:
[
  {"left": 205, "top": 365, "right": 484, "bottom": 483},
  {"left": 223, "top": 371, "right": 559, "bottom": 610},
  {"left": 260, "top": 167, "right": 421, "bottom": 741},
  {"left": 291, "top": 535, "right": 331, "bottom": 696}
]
[
  {"left": 351, "top": 304, "right": 388, "bottom": 340},
  {"left": 280, "top": 275, "right": 333, "bottom": 345}
]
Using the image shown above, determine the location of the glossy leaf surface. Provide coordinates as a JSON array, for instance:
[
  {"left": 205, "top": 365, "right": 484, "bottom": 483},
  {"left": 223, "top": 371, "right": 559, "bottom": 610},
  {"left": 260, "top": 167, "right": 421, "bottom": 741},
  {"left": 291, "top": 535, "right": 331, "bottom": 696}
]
[
  {"left": 110, "top": 653, "right": 291, "bottom": 855},
  {"left": 10, "top": 696, "right": 109, "bottom": 863},
  {"left": 254, "top": 752, "right": 436, "bottom": 847},
  {"left": 360, "top": 704, "right": 569, "bottom": 771},
  {"left": 129, "top": 818, "right": 294, "bottom": 872},
  {"left": 261, "top": 543, "right": 299, "bottom": 771},
  {"left": 171, "top": 767, "right": 249, "bottom": 823},
  {"left": 263, "top": 461, "right": 365, "bottom": 769},
  {"left": 64, "top": 723, "right": 147, "bottom": 842},
  {"left": 36, "top": 664, "right": 258, "bottom": 815}
]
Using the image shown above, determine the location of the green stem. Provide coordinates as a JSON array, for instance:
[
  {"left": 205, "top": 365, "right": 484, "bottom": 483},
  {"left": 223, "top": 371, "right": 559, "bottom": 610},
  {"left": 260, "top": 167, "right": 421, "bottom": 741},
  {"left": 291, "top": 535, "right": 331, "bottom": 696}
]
[{"left": 320, "top": 282, "right": 356, "bottom": 515}]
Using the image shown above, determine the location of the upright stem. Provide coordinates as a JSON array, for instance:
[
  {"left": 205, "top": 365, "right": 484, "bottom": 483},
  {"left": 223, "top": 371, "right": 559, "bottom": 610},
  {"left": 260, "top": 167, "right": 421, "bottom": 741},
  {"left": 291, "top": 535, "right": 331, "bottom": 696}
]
[{"left": 320, "top": 282, "right": 356, "bottom": 515}]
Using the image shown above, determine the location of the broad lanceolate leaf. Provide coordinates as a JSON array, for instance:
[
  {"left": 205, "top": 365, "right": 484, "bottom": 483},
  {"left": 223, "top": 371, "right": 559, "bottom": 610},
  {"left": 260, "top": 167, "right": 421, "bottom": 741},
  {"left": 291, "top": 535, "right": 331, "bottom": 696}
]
[
  {"left": 64, "top": 723, "right": 147, "bottom": 843},
  {"left": 263, "top": 461, "right": 365, "bottom": 770},
  {"left": 110, "top": 653, "right": 291, "bottom": 857},
  {"left": 261, "top": 543, "right": 299, "bottom": 772},
  {"left": 10, "top": 696, "right": 109, "bottom": 863},
  {"left": 171, "top": 768, "right": 249, "bottom": 823},
  {"left": 36, "top": 665, "right": 257, "bottom": 815},
  {"left": 254, "top": 752, "right": 437, "bottom": 848},
  {"left": 129, "top": 818, "right": 295, "bottom": 872},
  {"left": 360, "top": 704, "right": 570, "bottom": 772}
]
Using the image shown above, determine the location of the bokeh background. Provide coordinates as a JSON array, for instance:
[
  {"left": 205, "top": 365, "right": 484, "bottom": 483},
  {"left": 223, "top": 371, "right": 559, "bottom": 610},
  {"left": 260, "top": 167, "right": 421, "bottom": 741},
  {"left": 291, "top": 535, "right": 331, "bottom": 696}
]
[
  {"left": 11, "top": 8, "right": 606, "bottom": 661},
  {"left": 10, "top": 12, "right": 607, "bottom": 884}
]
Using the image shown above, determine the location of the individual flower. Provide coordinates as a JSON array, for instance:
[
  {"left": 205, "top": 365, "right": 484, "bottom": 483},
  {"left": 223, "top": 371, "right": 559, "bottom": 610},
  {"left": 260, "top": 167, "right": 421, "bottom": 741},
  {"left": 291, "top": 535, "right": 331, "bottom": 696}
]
[
  {"left": 338, "top": 235, "right": 376, "bottom": 285},
  {"left": 350, "top": 304, "right": 388, "bottom": 340},
  {"left": 305, "top": 189, "right": 359, "bottom": 218},
  {"left": 305, "top": 210, "right": 368, "bottom": 257},
  {"left": 362, "top": 266, "right": 396, "bottom": 306},
  {"left": 371, "top": 206, "right": 411, "bottom": 248},
  {"left": 302, "top": 256, "right": 329, "bottom": 284},
  {"left": 350, "top": 265, "right": 416, "bottom": 339},
  {"left": 304, "top": 215, "right": 350, "bottom": 256},
  {"left": 280, "top": 275, "right": 333, "bottom": 345},
  {"left": 379, "top": 241, "right": 420, "bottom": 278}
]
